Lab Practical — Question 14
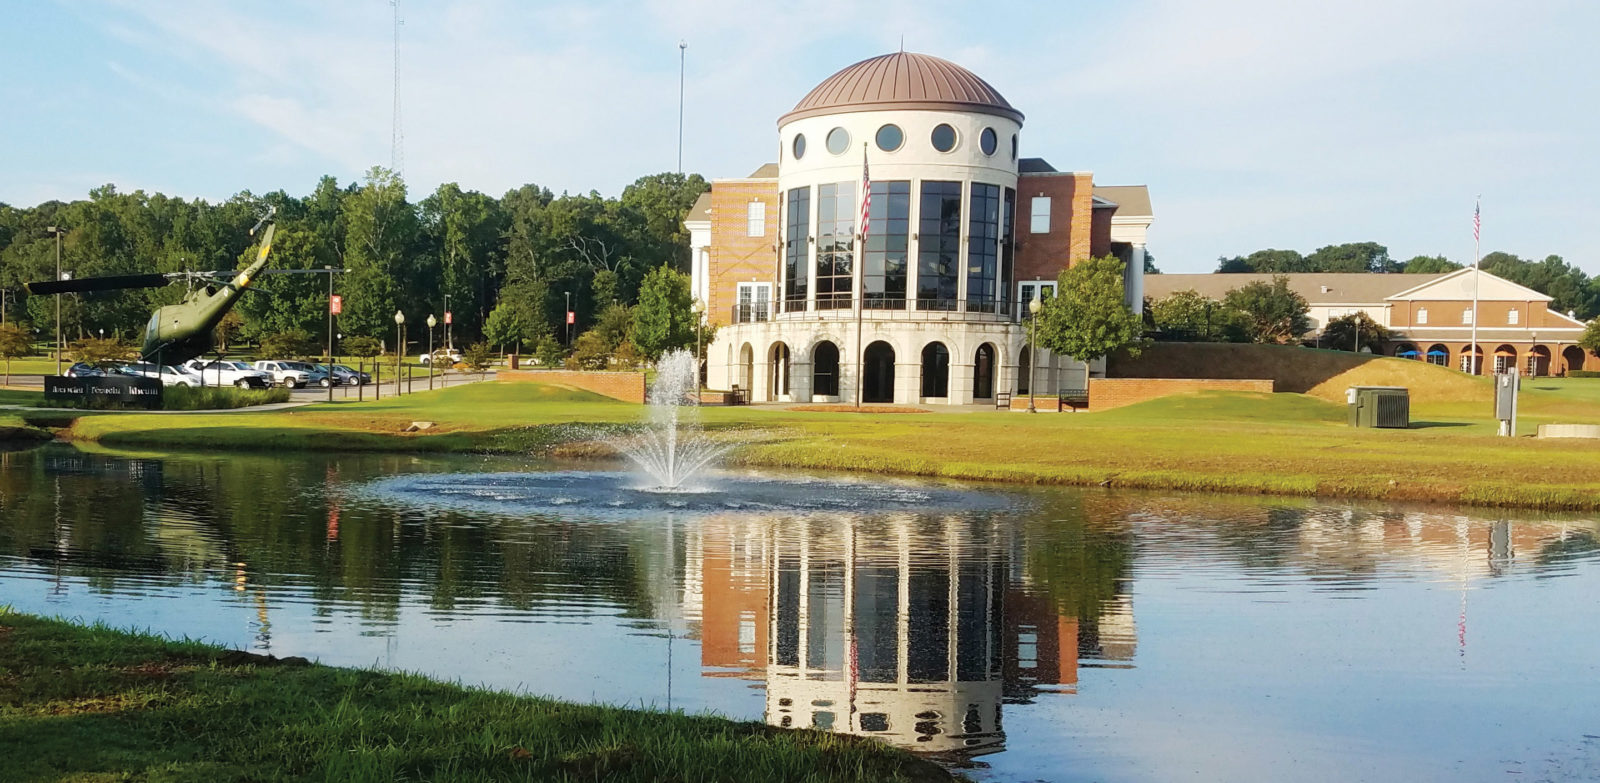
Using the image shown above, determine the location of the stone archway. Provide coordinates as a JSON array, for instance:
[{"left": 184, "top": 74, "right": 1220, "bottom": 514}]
[
  {"left": 920, "top": 342, "right": 950, "bottom": 399},
  {"left": 812, "top": 340, "right": 840, "bottom": 397},
  {"left": 863, "top": 341, "right": 896, "bottom": 403},
  {"left": 1460, "top": 345, "right": 1483, "bottom": 375},
  {"left": 973, "top": 343, "right": 996, "bottom": 400},
  {"left": 1426, "top": 344, "right": 1450, "bottom": 367},
  {"left": 1492, "top": 344, "right": 1518, "bottom": 375},
  {"left": 1527, "top": 345, "right": 1551, "bottom": 377},
  {"left": 768, "top": 342, "right": 791, "bottom": 401},
  {"left": 738, "top": 343, "right": 754, "bottom": 395},
  {"left": 1563, "top": 345, "right": 1587, "bottom": 374}
]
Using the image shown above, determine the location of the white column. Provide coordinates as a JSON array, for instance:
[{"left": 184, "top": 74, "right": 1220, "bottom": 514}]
[{"left": 1128, "top": 243, "right": 1146, "bottom": 315}]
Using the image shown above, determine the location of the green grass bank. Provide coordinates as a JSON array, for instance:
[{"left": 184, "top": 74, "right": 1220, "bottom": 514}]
[
  {"left": 0, "top": 610, "right": 951, "bottom": 783},
  {"left": 47, "top": 376, "right": 1600, "bottom": 512}
]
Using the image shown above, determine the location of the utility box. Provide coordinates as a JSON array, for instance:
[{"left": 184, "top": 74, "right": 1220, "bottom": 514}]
[{"left": 1346, "top": 386, "right": 1410, "bottom": 428}]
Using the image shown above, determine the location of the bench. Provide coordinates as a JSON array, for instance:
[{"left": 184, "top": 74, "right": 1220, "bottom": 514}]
[
  {"left": 995, "top": 392, "right": 1011, "bottom": 409},
  {"left": 1058, "top": 388, "right": 1089, "bottom": 412}
]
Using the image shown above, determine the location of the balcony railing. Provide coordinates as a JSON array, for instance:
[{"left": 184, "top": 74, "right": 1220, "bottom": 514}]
[{"left": 723, "top": 296, "right": 1021, "bottom": 324}]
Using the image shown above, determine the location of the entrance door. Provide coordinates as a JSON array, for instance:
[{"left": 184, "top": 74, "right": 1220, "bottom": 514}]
[
  {"left": 973, "top": 343, "right": 995, "bottom": 399},
  {"left": 863, "top": 341, "right": 895, "bottom": 403}
]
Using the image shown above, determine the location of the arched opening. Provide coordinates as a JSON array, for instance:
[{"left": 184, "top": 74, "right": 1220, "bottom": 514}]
[
  {"left": 1563, "top": 345, "right": 1587, "bottom": 374},
  {"left": 863, "top": 341, "right": 896, "bottom": 403},
  {"left": 1492, "top": 344, "right": 1518, "bottom": 375},
  {"left": 1393, "top": 343, "right": 1419, "bottom": 360},
  {"left": 1017, "top": 346, "right": 1032, "bottom": 394},
  {"left": 812, "top": 341, "right": 839, "bottom": 397},
  {"left": 738, "top": 343, "right": 754, "bottom": 394},
  {"left": 768, "top": 342, "right": 791, "bottom": 401},
  {"left": 920, "top": 342, "right": 950, "bottom": 399},
  {"left": 973, "top": 343, "right": 996, "bottom": 399},
  {"left": 1426, "top": 344, "right": 1449, "bottom": 367},
  {"left": 1527, "top": 345, "right": 1552, "bottom": 377},
  {"left": 1459, "top": 345, "right": 1483, "bottom": 375}
]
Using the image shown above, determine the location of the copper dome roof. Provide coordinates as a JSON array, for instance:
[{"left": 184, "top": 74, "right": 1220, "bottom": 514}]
[{"left": 779, "top": 52, "right": 1023, "bottom": 126}]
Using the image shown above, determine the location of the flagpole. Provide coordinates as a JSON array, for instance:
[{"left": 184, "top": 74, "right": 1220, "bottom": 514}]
[
  {"left": 854, "top": 143, "right": 868, "bottom": 408},
  {"left": 1471, "top": 197, "right": 1480, "bottom": 375}
]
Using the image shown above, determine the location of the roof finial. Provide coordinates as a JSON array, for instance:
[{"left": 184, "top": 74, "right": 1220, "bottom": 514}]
[{"left": 899, "top": 35, "right": 904, "bottom": 54}]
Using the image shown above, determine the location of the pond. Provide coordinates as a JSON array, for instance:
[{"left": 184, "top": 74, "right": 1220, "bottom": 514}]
[{"left": 1, "top": 444, "right": 1597, "bottom": 781}]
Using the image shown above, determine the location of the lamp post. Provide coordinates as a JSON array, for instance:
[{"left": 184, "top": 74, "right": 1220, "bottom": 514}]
[
  {"left": 1026, "top": 296, "right": 1042, "bottom": 413},
  {"left": 47, "top": 226, "right": 65, "bottom": 375},
  {"left": 394, "top": 310, "right": 405, "bottom": 397},
  {"left": 442, "top": 293, "right": 451, "bottom": 350},
  {"left": 691, "top": 298, "right": 704, "bottom": 396},
  {"left": 564, "top": 291, "right": 572, "bottom": 347},
  {"left": 426, "top": 313, "right": 437, "bottom": 390}
]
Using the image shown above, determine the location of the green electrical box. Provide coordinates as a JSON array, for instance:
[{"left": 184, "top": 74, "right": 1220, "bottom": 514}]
[{"left": 1346, "top": 386, "right": 1410, "bottom": 428}]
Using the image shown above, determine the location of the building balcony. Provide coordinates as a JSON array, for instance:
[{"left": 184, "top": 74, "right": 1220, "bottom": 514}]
[{"left": 731, "top": 296, "right": 1019, "bottom": 325}]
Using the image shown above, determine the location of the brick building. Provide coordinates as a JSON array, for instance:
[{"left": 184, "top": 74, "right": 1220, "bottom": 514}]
[
  {"left": 1144, "top": 268, "right": 1593, "bottom": 375},
  {"left": 687, "top": 52, "right": 1153, "bottom": 405}
]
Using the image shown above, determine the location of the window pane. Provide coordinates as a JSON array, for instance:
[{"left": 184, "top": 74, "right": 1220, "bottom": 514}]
[
  {"left": 967, "top": 183, "right": 1000, "bottom": 311},
  {"left": 826, "top": 127, "right": 850, "bottom": 155},
  {"left": 875, "top": 124, "right": 903, "bottom": 152},
  {"left": 816, "top": 183, "right": 855, "bottom": 309},
  {"left": 1030, "top": 196, "right": 1050, "bottom": 233},
  {"left": 792, "top": 134, "right": 806, "bottom": 160},
  {"left": 864, "top": 181, "right": 910, "bottom": 309},
  {"left": 785, "top": 187, "right": 810, "bottom": 307},
  {"left": 931, "top": 124, "right": 958, "bottom": 153},
  {"left": 980, "top": 127, "right": 997, "bottom": 156},
  {"left": 918, "top": 181, "right": 962, "bottom": 308}
]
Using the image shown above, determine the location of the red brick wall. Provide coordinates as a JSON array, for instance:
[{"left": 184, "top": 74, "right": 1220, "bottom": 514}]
[
  {"left": 1014, "top": 172, "right": 1095, "bottom": 283},
  {"left": 708, "top": 179, "right": 780, "bottom": 327},
  {"left": 498, "top": 370, "right": 646, "bottom": 403},
  {"left": 1087, "top": 378, "right": 1275, "bottom": 410},
  {"left": 1090, "top": 206, "right": 1114, "bottom": 258}
]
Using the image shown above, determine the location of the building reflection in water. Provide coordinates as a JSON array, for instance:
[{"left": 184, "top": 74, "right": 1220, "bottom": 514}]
[{"left": 693, "top": 511, "right": 1136, "bottom": 759}]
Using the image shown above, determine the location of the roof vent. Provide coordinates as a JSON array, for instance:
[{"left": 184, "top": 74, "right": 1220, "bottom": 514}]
[{"left": 1320, "top": 286, "right": 1331, "bottom": 293}]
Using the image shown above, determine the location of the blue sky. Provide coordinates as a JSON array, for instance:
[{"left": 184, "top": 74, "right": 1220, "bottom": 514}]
[{"left": 2, "top": 0, "right": 1596, "bottom": 273}]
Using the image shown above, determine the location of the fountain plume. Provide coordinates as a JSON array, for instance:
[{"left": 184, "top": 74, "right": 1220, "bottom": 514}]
[{"left": 618, "top": 349, "right": 730, "bottom": 490}]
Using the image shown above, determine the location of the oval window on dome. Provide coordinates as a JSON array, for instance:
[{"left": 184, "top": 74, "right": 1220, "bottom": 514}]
[
  {"left": 980, "top": 128, "right": 997, "bottom": 156},
  {"left": 792, "top": 134, "right": 806, "bottom": 160},
  {"left": 931, "top": 123, "right": 958, "bottom": 153},
  {"left": 826, "top": 127, "right": 850, "bottom": 155},
  {"left": 875, "top": 124, "right": 903, "bottom": 152}
]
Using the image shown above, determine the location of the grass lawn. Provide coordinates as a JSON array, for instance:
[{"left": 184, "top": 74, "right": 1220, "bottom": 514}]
[
  {"left": 0, "top": 610, "right": 948, "bottom": 783},
  {"left": 55, "top": 375, "right": 1600, "bottom": 511}
]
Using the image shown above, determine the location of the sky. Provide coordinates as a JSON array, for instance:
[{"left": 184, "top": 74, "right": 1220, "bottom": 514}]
[{"left": 2, "top": 0, "right": 1597, "bottom": 274}]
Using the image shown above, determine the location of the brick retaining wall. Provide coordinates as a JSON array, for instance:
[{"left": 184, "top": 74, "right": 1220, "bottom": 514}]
[
  {"left": 1087, "top": 378, "right": 1274, "bottom": 410},
  {"left": 498, "top": 370, "right": 646, "bottom": 404}
]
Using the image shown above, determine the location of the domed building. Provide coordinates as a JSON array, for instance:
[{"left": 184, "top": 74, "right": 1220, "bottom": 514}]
[{"left": 687, "top": 52, "right": 1154, "bottom": 405}]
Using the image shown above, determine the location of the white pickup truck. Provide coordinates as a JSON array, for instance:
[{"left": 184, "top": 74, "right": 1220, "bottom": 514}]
[
  {"left": 252, "top": 360, "right": 328, "bottom": 389},
  {"left": 183, "top": 360, "right": 273, "bottom": 389}
]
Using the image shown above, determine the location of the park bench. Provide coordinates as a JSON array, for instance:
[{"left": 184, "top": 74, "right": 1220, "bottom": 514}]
[
  {"left": 1058, "top": 388, "right": 1089, "bottom": 412},
  {"left": 995, "top": 392, "right": 1011, "bottom": 409}
]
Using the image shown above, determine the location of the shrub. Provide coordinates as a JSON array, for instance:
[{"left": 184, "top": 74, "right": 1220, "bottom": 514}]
[
  {"left": 162, "top": 385, "right": 292, "bottom": 410},
  {"left": 1567, "top": 370, "right": 1600, "bottom": 378}
]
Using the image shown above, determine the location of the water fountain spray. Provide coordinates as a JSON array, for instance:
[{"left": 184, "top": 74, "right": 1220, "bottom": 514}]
[{"left": 619, "top": 349, "right": 730, "bottom": 491}]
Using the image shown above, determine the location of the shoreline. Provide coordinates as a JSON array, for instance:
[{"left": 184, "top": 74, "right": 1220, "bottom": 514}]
[{"left": 0, "top": 610, "right": 953, "bottom": 782}]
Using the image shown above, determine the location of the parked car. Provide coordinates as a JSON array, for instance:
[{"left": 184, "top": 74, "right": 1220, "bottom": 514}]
[
  {"left": 252, "top": 360, "right": 328, "bottom": 389},
  {"left": 419, "top": 348, "right": 463, "bottom": 366},
  {"left": 118, "top": 362, "right": 204, "bottom": 388},
  {"left": 182, "top": 360, "right": 273, "bottom": 389},
  {"left": 65, "top": 362, "right": 118, "bottom": 378},
  {"left": 316, "top": 364, "right": 371, "bottom": 386}
]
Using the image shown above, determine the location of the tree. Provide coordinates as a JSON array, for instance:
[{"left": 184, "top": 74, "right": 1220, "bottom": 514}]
[
  {"left": 483, "top": 291, "right": 550, "bottom": 355},
  {"left": 1034, "top": 256, "right": 1145, "bottom": 371},
  {"left": 343, "top": 335, "right": 381, "bottom": 358},
  {"left": 1223, "top": 276, "right": 1311, "bottom": 344},
  {"left": 1320, "top": 311, "right": 1389, "bottom": 353},
  {"left": 1216, "top": 248, "right": 1308, "bottom": 274},
  {"left": 462, "top": 341, "right": 494, "bottom": 377},
  {"left": 259, "top": 329, "right": 315, "bottom": 359},
  {"left": 69, "top": 336, "right": 136, "bottom": 366},
  {"left": 630, "top": 265, "right": 694, "bottom": 360},
  {"left": 1141, "top": 250, "right": 1161, "bottom": 274},
  {"left": 568, "top": 329, "right": 613, "bottom": 370},
  {"left": 619, "top": 172, "right": 709, "bottom": 271},
  {"left": 1580, "top": 320, "right": 1600, "bottom": 355},
  {"left": 341, "top": 167, "right": 417, "bottom": 338},
  {"left": 1401, "top": 255, "right": 1461, "bottom": 274},
  {"left": 0, "top": 323, "right": 30, "bottom": 384},
  {"left": 1150, "top": 290, "right": 1248, "bottom": 342},
  {"left": 1306, "top": 242, "right": 1395, "bottom": 273}
]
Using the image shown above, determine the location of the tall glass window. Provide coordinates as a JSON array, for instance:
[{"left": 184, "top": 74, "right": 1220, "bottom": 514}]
[
  {"left": 1000, "top": 188, "right": 1016, "bottom": 314},
  {"left": 816, "top": 182, "right": 854, "bottom": 310},
  {"left": 864, "top": 181, "right": 910, "bottom": 308},
  {"left": 967, "top": 183, "right": 1001, "bottom": 312},
  {"left": 784, "top": 187, "right": 810, "bottom": 310},
  {"left": 918, "top": 181, "right": 962, "bottom": 309}
]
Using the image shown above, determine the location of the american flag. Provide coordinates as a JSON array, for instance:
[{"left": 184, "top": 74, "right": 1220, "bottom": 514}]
[
  {"left": 1473, "top": 200, "right": 1480, "bottom": 243},
  {"left": 860, "top": 145, "right": 871, "bottom": 241}
]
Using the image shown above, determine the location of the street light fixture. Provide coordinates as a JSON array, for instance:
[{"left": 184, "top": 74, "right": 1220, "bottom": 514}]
[
  {"left": 1026, "top": 296, "right": 1042, "bottom": 413},
  {"left": 394, "top": 310, "right": 405, "bottom": 396},
  {"left": 426, "top": 313, "right": 438, "bottom": 390},
  {"left": 691, "top": 298, "right": 704, "bottom": 396}
]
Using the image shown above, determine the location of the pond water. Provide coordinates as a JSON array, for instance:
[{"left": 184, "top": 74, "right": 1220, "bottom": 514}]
[{"left": 1, "top": 444, "right": 1598, "bottom": 782}]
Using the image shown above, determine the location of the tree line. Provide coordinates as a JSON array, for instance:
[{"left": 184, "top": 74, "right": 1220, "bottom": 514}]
[
  {"left": 1214, "top": 241, "right": 1598, "bottom": 320},
  {"left": 0, "top": 167, "right": 709, "bottom": 361}
]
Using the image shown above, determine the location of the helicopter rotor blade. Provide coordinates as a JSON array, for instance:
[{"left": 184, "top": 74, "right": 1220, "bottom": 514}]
[{"left": 26, "top": 273, "right": 172, "bottom": 295}]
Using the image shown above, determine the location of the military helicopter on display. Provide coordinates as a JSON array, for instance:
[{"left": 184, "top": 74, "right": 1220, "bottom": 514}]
[{"left": 26, "top": 208, "right": 304, "bottom": 368}]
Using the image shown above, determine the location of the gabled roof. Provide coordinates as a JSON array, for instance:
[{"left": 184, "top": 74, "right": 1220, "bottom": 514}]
[
  {"left": 1386, "top": 266, "right": 1554, "bottom": 303},
  {"left": 1144, "top": 273, "right": 1445, "bottom": 305},
  {"left": 684, "top": 193, "right": 712, "bottom": 226},
  {"left": 1093, "top": 185, "right": 1152, "bottom": 218},
  {"left": 1018, "top": 157, "right": 1057, "bottom": 174},
  {"left": 746, "top": 163, "right": 778, "bottom": 179}
]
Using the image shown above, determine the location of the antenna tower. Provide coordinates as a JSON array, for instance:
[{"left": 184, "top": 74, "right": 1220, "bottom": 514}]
[{"left": 391, "top": 0, "right": 404, "bottom": 175}]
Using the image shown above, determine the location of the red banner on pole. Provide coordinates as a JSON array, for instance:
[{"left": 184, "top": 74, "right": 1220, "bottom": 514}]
[
  {"left": 566, "top": 311, "right": 576, "bottom": 325},
  {"left": 444, "top": 311, "right": 452, "bottom": 324},
  {"left": 329, "top": 295, "right": 342, "bottom": 314}
]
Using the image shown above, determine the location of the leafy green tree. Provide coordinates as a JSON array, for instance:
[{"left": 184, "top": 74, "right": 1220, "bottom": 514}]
[
  {"left": 419, "top": 183, "right": 505, "bottom": 342},
  {"left": 1034, "top": 256, "right": 1145, "bottom": 369},
  {"left": 568, "top": 330, "right": 613, "bottom": 370},
  {"left": 1223, "top": 276, "right": 1311, "bottom": 344},
  {"left": 1401, "top": 255, "right": 1461, "bottom": 274},
  {"left": 234, "top": 228, "right": 337, "bottom": 343},
  {"left": 1216, "top": 248, "right": 1308, "bottom": 274},
  {"left": 483, "top": 290, "right": 551, "bottom": 355},
  {"left": 1321, "top": 311, "right": 1389, "bottom": 352},
  {"left": 1141, "top": 250, "right": 1160, "bottom": 274},
  {"left": 534, "top": 335, "right": 566, "bottom": 368},
  {"left": 259, "top": 329, "right": 315, "bottom": 359},
  {"left": 630, "top": 265, "right": 694, "bottom": 360},
  {"left": 342, "top": 335, "right": 381, "bottom": 358},
  {"left": 1150, "top": 290, "right": 1249, "bottom": 342},
  {"left": 69, "top": 336, "right": 136, "bottom": 366},
  {"left": 341, "top": 167, "right": 417, "bottom": 338},
  {"left": 1306, "top": 242, "right": 1395, "bottom": 273},
  {"left": 461, "top": 342, "right": 494, "bottom": 376},
  {"left": 0, "top": 322, "right": 31, "bottom": 384},
  {"left": 619, "top": 172, "right": 709, "bottom": 271},
  {"left": 1579, "top": 320, "right": 1600, "bottom": 356}
]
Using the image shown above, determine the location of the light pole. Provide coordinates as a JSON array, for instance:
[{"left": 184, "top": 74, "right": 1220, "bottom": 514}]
[
  {"left": 564, "top": 291, "right": 572, "bottom": 347},
  {"left": 394, "top": 310, "right": 405, "bottom": 397},
  {"left": 426, "top": 313, "right": 437, "bottom": 390},
  {"left": 1026, "top": 296, "right": 1042, "bottom": 413},
  {"left": 691, "top": 298, "right": 704, "bottom": 396},
  {"left": 677, "top": 40, "right": 687, "bottom": 174},
  {"left": 47, "top": 226, "right": 65, "bottom": 374},
  {"left": 442, "top": 293, "right": 451, "bottom": 349}
]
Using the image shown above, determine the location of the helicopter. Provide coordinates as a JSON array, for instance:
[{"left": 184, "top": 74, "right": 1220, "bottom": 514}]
[{"left": 25, "top": 208, "right": 317, "bottom": 368}]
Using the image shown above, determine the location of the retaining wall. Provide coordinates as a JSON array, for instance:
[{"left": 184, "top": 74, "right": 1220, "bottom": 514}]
[{"left": 497, "top": 370, "right": 646, "bottom": 404}]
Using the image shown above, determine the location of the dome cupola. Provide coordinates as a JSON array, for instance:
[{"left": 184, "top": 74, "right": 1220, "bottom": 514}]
[{"left": 780, "top": 52, "right": 1023, "bottom": 126}]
